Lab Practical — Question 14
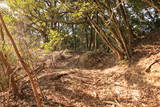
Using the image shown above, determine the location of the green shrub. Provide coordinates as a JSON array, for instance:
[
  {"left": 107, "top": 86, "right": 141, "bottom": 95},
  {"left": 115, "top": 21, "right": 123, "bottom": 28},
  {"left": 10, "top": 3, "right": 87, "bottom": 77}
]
[{"left": 41, "top": 30, "right": 69, "bottom": 51}]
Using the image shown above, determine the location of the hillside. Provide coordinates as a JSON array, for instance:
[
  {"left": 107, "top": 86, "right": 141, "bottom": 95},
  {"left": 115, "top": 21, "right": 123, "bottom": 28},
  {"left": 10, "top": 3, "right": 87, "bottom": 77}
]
[
  {"left": 0, "top": 0, "right": 160, "bottom": 107},
  {"left": 1, "top": 29, "right": 160, "bottom": 107}
]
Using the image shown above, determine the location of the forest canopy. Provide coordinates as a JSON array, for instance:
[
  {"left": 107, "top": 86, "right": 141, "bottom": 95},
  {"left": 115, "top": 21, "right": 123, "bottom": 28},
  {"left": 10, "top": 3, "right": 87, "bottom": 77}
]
[{"left": 0, "top": 0, "right": 158, "bottom": 60}]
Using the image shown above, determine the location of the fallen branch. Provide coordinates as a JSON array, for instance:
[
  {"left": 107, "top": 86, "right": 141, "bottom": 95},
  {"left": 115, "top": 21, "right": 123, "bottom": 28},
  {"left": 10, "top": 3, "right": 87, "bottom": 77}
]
[
  {"left": 145, "top": 59, "right": 160, "bottom": 73},
  {"left": 16, "top": 64, "right": 45, "bottom": 82}
]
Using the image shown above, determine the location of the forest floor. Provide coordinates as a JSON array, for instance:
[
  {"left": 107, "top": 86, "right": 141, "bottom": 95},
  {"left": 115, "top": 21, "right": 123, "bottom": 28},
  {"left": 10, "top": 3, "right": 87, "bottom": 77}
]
[{"left": 1, "top": 29, "right": 160, "bottom": 107}]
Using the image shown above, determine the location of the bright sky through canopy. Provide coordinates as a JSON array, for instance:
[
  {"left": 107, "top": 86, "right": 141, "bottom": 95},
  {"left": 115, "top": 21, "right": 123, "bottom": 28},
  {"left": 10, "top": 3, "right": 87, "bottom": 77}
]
[{"left": 0, "top": 2, "right": 9, "bottom": 8}]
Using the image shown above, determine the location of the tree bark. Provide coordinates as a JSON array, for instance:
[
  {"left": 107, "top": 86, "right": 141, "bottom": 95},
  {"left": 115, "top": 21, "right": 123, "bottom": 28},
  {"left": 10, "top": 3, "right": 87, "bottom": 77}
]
[
  {"left": 94, "top": 0, "right": 130, "bottom": 60},
  {"left": 85, "top": 25, "right": 89, "bottom": 50},
  {"left": 88, "top": 16, "right": 124, "bottom": 60},
  {"left": 118, "top": 0, "right": 135, "bottom": 58},
  {"left": 107, "top": 0, "right": 131, "bottom": 60},
  {"left": 0, "top": 24, "right": 4, "bottom": 41},
  {"left": 142, "top": 0, "right": 160, "bottom": 12},
  {"left": 0, "top": 14, "right": 42, "bottom": 107}
]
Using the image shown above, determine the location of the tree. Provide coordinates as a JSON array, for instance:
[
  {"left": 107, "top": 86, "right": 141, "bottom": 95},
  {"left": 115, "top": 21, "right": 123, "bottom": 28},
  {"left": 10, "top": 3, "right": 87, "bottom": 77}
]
[
  {"left": 6, "top": 0, "right": 160, "bottom": 60},
  {"left": 142, "top": 0, "right": 160, "bottom": 12},
  {"left": 0, "top": 13, "right": 42, "bottom": 107}
]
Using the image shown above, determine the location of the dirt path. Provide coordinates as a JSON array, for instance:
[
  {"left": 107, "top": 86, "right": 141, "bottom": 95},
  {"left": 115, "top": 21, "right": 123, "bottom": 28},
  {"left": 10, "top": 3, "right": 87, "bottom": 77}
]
[
  {"left": 36, "top": 37, "right": 160, "bottom": 106},
  {"left": 38, "top": 60, "right": 160, "bottom": 107},
  {"left": 34, "top": 47, "right": 160, "bottom": 107},
  {"left": 1, "top": 50, "right": 160, "bottom": 107},
  {"left": 1, "top": 30, "right": 160, "bottom": 107}
]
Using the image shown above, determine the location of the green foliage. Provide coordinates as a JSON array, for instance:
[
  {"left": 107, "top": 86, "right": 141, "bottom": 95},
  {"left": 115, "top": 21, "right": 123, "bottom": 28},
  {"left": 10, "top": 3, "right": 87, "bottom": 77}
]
[
  {"left": 6, "top": 0, "right": 160, "bottom": 59},
  {"left": 41, "top": 30, "right": 69, "bottom": 51},
  {"left": 70, "top": 2, "right": 97, "bottom": 19},
  {"left": 0, "top": 42, "right": 17, "bottom": 64},
  {"left": 127, "top": 0, "right": 147, "bottom": 10}
]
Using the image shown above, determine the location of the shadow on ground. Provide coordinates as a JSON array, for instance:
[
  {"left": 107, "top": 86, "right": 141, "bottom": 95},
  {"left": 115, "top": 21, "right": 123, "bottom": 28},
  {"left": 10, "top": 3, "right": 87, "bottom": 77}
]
[{"left": 124, "top": 65, "right": 160, "bottom": 106}]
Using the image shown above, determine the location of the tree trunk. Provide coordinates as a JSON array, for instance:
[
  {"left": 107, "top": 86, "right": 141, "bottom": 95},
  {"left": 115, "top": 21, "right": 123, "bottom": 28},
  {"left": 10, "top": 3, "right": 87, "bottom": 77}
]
[
  {"left": 107, "top": 1, "right": 131, "bottom": 60},
  {"left": 43, "top": 33, "right": 49, "bottom": 43},
  {"left": 0, "top": 24, "right": 4, "bottom": 41},
  {"left": 0, "top": 14, "right": 42, "bottom": 107},
  {"left": 142, "top": 0, "right": 160, "bottom": 12},
  {"left": 88, "top": 16, "right": 124, "bottom": 60},
  {"left": 94, "top": 0, "right": 130, "bottom": 60},
  {"left": 85, "top": 26, "right": 89, "bottom": 50},
  {"left": 89, "top": 27, "right": 95, "bottom": 50},
  {"left": 118, "top": 0, "right": 135, "bottom": 58},
  {"left": 98, "top": 11, "right": 125, "bottom": 51}
]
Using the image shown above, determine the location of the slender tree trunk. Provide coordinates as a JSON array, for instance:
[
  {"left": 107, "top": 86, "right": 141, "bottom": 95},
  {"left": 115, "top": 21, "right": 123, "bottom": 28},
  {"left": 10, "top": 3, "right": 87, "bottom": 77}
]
[
  {"left": 90, "top": 26, "right": 97, "bottom": 50},
  {"left": 89, "top": 27, "right": 94, "bottom": 50},
  {"left": 0, "top": 24, "right": 4, "bottom": 41},
  {"left": 94, "top": 32, "right": 97, "bottom": 50},
  {"left": 85, "top": 26, "right": 89, "bottom": 50},
  {"left": 57, "top": 22, "right": 60, "bottom": 32},
  {"left": 72, "top": 24, "right": 77, "bottom": 50},
  {"left": 95, "top": 12, "right": 99, "bottom": 50},
  {"left": 88, "top": 16, "right": 124, "bottom": 60},
  {"left": 107, "top": 1, "right": 131, "bottom": 60},
  {"left": 142, "top": 0, "right": 160, "bottom": 12},
  {"left": 0, "top": 51, "right": 19, "bottom": 95},
  {"left": 98, "top": 11, "right": 125, "bottom": 51},
  {"left": 118, "top": 0, "right": 135, "bottom": 58},
  {"left": 43, "top": 33, "right": 49, "bottom": 43},
  {"left": 145, "top": 8, "right": 155, "bottom": 29},
  {"left": 146, "top": 8, "right": 155, "bottom": 21},
  {"left": 95, "top": 0, "right": 132, "bottom": 60},
  {"left": 0, "top": 14, "right": 42, "bottom": 107}
]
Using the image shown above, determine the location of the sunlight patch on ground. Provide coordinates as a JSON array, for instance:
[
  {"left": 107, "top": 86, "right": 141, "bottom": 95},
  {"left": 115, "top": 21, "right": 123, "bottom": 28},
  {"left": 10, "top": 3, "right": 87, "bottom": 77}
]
[
  {"left": 102, "top": 65, "right": 128, "bottom": 74},
  {"left": 146, "top": 70, "right": 160, "bottom": 87}
]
